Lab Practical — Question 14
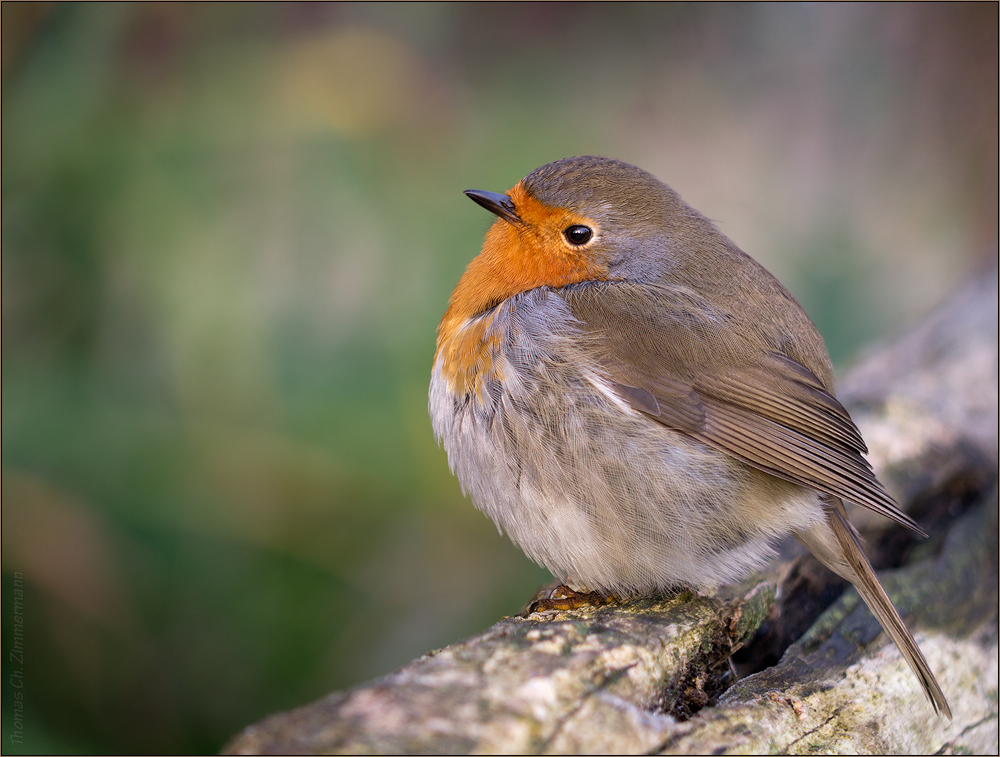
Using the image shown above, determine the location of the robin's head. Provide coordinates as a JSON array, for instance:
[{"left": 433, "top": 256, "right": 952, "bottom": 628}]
[{"left": 442, "top": 157, "right": 719, "bottom": 333}]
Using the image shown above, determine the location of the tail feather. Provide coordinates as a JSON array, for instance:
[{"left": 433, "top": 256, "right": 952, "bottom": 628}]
[
  {"left": 828, "top": 501, "right": 952, "bottom": 718},
  {"left": 798, "top": 499, "right": 952, "bottom": 718}
]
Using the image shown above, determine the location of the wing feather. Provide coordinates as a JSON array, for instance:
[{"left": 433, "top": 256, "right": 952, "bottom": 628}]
[{"left": 559, "top": 282, "right": 921, "bottom": 535}]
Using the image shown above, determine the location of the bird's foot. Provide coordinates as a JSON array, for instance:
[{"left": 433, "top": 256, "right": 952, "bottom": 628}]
[{"left": 525, "top": 584, "right": 615, "bottom": 615}]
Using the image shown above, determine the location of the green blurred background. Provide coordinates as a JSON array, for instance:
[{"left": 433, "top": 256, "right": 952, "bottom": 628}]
[{"left": 2, "top": 3, "right": 996, "bottom": 753}]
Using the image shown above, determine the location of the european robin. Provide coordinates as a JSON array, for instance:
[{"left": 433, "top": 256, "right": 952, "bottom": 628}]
[{"left": 429, "top": 156, "right": 950, "bottom": 717}]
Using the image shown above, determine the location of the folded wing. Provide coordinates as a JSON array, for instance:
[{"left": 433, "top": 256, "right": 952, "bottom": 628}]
[{"left": 561, "top": 281, "right": 922, "bottom": 535}]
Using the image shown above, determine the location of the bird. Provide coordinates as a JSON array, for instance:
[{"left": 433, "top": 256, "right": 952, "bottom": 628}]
[{"left": 428, "top": 156, "right": 951, "bottom": 717}]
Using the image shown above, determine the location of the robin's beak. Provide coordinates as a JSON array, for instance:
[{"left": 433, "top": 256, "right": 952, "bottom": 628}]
[{"left": 464, "top": 189, "right": 522, "bottom": 225}]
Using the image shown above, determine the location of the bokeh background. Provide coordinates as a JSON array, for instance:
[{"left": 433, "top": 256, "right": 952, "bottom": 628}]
[{"left": 2, "top": 3, "right": 996, "bottom": 753}]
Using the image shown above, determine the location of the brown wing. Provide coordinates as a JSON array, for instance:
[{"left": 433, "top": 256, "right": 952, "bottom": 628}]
[{"left": 561, "top": 281, "right": 923, "bottom": 535}]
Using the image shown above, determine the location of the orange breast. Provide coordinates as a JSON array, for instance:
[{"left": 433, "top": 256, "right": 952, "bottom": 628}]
[
  {"left": 435, "top": 182, "right": 606, "bottom": 396},
  {"left": 435, "top": 310, "right": 502, "bottom": 398}
]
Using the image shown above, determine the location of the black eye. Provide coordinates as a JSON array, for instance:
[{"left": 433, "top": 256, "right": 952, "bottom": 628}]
[{"left": 564, "top": 225, "right": 593, "bottom": 245}]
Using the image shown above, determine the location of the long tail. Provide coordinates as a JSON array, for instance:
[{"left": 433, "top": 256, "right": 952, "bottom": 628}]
[{"left": 799, "top": 499, "right": 952, "bottom": 718}]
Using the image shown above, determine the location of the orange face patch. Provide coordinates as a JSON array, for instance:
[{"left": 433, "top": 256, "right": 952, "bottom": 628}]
[
  {"left": 436, "top": 181, "right": 606, "bottom": 393},
  {"left": 478, "top": 183, "right": 605, "bottom": 304}
]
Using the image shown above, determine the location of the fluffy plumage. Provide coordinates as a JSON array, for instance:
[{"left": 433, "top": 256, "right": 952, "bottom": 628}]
[{"left": 430, "top": 156, "right": 950, "bottom": 716}]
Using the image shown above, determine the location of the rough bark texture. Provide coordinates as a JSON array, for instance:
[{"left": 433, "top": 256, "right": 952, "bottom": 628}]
[{"left": 226, "top": 273, "right": 999, "bottom": 755}]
